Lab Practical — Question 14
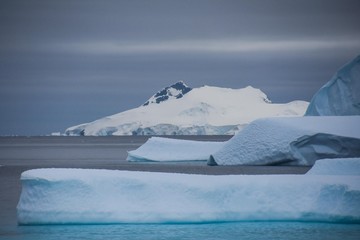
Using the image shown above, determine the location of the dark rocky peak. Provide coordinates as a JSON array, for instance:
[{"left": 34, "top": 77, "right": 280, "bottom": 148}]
[{"left": 143, "top": 81, "right": 192, "bottom": 106}]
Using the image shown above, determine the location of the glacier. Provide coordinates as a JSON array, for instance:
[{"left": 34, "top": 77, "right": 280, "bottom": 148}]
[
  {"left": 65, "top": 85, "right": 308, "bottom": 136},
  {"left": 305, "top": 55, "right": 360, "bottom": 116},
  {"left": 17, "top": 159, "right": 360, "bottom": 225},
  {"left": 209, "top": 116, "right": 360, "bottom": 166}
]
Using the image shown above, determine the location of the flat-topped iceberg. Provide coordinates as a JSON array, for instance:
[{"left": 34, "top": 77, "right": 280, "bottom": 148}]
[
  {"left": 127, "top": 137, "right": 225, "bottom": 162},
  {"left": 18, "top": 160, "right": 360, "bottom": 225}
]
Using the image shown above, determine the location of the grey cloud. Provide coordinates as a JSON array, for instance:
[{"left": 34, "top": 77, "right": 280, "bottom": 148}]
[
  {"left": 0, "top": 0, "right": 360, "bottom": 135},
  {"left": 1, "top": 0, "right": 360, "bottom": 43}
]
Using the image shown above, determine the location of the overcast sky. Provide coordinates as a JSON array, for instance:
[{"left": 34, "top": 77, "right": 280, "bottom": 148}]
[{"left": 1, "top": 0, "right": 360, "bottom": 135}]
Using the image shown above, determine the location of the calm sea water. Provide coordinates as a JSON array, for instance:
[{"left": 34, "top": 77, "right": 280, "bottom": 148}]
[
  {"left": 1, "top": 222, "right": 360, "bottom": 240},
  {"left": 0, "top": 136, "right": 359, "bottom": 239}
]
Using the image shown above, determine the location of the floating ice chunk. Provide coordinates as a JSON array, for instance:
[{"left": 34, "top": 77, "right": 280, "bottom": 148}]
[
  {"left": 305, "top": 55, "right": 360, "bottom": 116},
  {"left": 17, "top": 169, "right": 360, "bottom": 225},
  {"left": 306, "top": 158, "right": 360, "bottom": 176},
  {"left": 210, "top": 116, "right": 360, "bottom": 166},
  {"left": 127, "top": 137, "right": 225, "bottom": 162}
]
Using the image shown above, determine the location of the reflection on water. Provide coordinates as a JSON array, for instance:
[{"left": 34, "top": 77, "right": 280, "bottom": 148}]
[{"left": 1, "top": 222, "right": 360, "bottom": 240}]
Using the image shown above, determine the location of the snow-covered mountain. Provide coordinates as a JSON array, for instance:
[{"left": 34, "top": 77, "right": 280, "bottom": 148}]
[{"left": 65, "top": 84, "right": 309, "bottom": 136}]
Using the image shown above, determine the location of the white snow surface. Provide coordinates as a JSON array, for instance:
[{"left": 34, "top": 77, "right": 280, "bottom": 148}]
[
  {"left": 17, "top": 167, "right": 360, "bottom": 225},
  {"left": 127, "top": 137, "right": 224, "bottom": 162},
  {"left": 210, "top": 116, "right": 360, "bottom": 166},
  {"left": 306, "top": 158, "right": 360, "bottom": 176},
  {"left": 65, "top": 85, "right": 308, "bottom": 136},
  {"left": 126, "top": 116, "right": 360, "bottom": 164},
  {"left": 306, "top": 55, "right": 360, "bottom": 116}
]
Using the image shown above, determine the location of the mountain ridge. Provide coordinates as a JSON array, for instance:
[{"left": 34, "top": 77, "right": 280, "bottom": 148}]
[
  {"left": 65, "top": 83, "right": 308, "bottom": 136},
  {"left": 143, "top": 81, "right": 192, "bottom": 106}
]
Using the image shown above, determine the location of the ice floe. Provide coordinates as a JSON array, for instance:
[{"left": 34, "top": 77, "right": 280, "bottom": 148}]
[
  {"left": 127, "top": 137, "right": 224, "bottom": 162},
  {"left": 17, "top": 166, "right": 360, "bottom": 225}
]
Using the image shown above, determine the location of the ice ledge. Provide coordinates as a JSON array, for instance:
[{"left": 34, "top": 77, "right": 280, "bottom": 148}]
[{"left": 17, "top": 167, "right": 360, "bottom": 225}]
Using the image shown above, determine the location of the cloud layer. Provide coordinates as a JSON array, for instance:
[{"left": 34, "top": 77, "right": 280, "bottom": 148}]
[{"left": 0, "top": 0, "right": 359, "bottom": 135}]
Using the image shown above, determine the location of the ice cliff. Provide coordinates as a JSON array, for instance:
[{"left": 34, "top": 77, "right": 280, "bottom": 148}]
[
  {"left": 17, "top": 159, "right": 360, "bottom": 225},
  {"left": 305, "top": 55, "right": 360, "bottom": 116}
]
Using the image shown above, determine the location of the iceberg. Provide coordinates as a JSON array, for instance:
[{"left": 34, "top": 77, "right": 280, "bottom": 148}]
[
  {"left": 127, "top": 137, "right": 225, "bottom": 162},
  {"left": 125, "top": 116, "right": 360, "bottom": 165},
  {"left": 305, "top": 55, "right": 360, "bottom": 116},
  {"left": 17, "top": 165, "right": 360, "bottom": 225},
  {"left": 209, "top": 116, "right": 360, "bottom": 166}
]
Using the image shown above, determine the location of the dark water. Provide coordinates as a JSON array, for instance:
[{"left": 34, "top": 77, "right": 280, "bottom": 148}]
[{"left": 2, "top": 136, "right": 357, "bottom": 240}]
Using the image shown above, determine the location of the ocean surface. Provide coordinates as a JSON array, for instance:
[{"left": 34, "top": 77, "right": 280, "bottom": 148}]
[
  {"left": 0, "top": 136, "right": 359, "bottom": 240},
  {"left": 2, "top": 222, "right": 360, "bottom": 240}
]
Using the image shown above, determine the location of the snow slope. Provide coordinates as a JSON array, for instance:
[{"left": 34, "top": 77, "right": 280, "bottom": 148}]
[
  {"left": 210, "top": 116, "right": 360, "bottom": 166},
  {"left": 306, "top": 55, "right": 360, "bottom": 116},
  {"left": 66, "top": 84, "right": 308, "bottom": 136},
  {"left": 126, "top": 116, "right": 360, "bottom": 165},
  {"left": 17, "top": 165, "right": 360, "bottom": 225}
]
